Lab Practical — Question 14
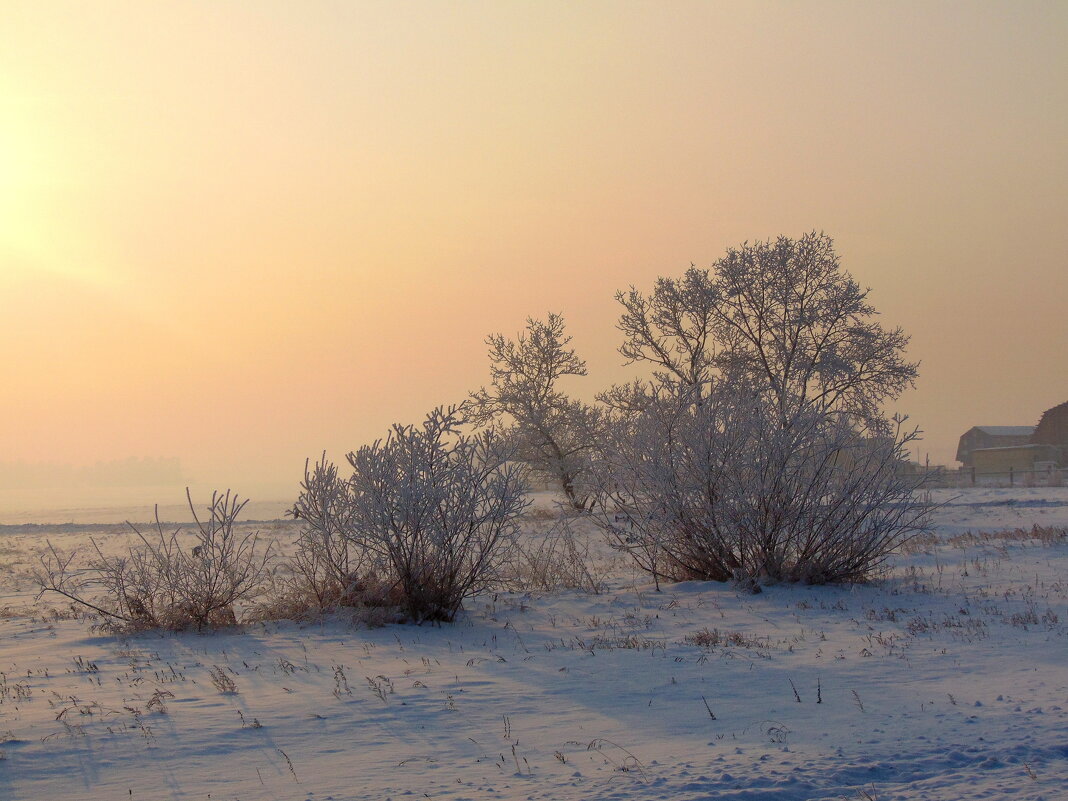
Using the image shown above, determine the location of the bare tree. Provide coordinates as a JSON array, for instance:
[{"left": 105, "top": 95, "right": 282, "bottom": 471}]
[
  {"left": 33, "top": 490, "right": 273, "bottom": 631},
  {"left": 470, "top": 314, "right": 601, "bottom": 510},
  {"left": 710, "top": 232, "right": 918, "bottom": 426},
  {"left": 606, "top": 232, "right": 918, "bottom": 424}
]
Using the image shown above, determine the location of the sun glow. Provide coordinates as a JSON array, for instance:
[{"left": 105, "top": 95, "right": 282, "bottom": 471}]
[
  {"left": 0, "top": 114, "right": 115, "bottom": 290},
  {"left": 0, "top": 119, "right": 34, "bottom": 259},
  {"left": 1, "top": 103, "right": 56, "bottom": 279},
  {"left": 0, "top": 0, "right": 1064, "bottom": 488}
]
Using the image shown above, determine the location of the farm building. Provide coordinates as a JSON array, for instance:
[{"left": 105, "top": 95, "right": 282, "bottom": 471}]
[
  {"left": 971, "top": 444, "right": 1062, "bottom": 476},
  {"left": 1030, "top": 400, "right": 1068, "bottom": 455},
  {"left": 956, "top": 426, "right": 1035, "bottom": 466}
]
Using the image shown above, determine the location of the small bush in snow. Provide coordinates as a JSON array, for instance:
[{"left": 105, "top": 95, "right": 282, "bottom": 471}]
[
  {"left": 291, "top": 407, "right": 528, "bottom": 623},
  {"left": 503, "top": 513, "right": 606, "bottom": 594},
  {"left": 592, "top": 386, "right": 931, "bottom": 587},
  {"left": 33, "top": 490, "right": 273, "bottom": 631},
  {"left": 277, "top": 455, "right": 386, "bottom": 612},
  {"left": 255, "top": 456, "right": 401, "bottom": 625}
]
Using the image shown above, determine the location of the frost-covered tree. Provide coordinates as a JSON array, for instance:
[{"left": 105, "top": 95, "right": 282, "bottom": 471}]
[
  {"left": 609, "top": 267, "right": 719, "bottom": 398},
  {"left": 592, "top": 232, "right": 929, "bottom": 586},
  {"left": 709, "top": 232, "right": 918, "bottom": 426},
  {"left": 470, "top": 314, "right": 601, "bottom": 510},
  {"left": 607, "top": 232, "right": 918, "bottom": 424}
]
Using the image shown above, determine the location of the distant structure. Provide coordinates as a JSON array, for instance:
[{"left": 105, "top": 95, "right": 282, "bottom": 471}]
[
  {"left": 956, "top": 403, "right": 1068, "bottom": 477},
  {"left": 1030, "top": 400, "right": 1068, "bottom": 454},
  {"left": 971, "top": 444, "right": 1061, "bottom": 476},
  {"left": 955, "top": 426, "right": 1035, "bottom": 467}
]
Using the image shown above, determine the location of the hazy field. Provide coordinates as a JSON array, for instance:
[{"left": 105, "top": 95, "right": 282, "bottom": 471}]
[{"left": 1, "top": 487, "right": 1066, "bottom": 800}]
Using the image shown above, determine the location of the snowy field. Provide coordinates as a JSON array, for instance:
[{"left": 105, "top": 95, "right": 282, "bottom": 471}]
[{"left": 1, "top": 487, "right": 1067, "bottom": 800}]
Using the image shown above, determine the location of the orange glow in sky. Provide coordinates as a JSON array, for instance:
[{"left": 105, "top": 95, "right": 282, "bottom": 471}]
[{"left": 2, "top": 1, "right": 1067, "bottom": 505}]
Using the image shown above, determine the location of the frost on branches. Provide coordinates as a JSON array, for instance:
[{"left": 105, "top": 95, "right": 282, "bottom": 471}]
[
  {"left": 470, "top": 314, "right": 602, "bottom": 511},
  {"left": 33, "top": 490, "right": 273, "bottom": 631},
  {"left": 592, "top": 232, "right": 931, "bottom": 587},
  {"left": 594, "top": 387, "right": 930, "bottom": 587},
  {"left": 294, "top": 407, "right": 529, "bottom": 622}
]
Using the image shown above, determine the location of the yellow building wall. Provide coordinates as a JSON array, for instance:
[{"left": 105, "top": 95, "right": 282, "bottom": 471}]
[{"left": 972, "top": 446, "right": 1060, "bottom": 475}]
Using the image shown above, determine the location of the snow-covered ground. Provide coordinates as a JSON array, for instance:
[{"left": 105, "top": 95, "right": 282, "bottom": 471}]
[{"left": 1, "top": 487, "right": 1067, "bottom": 800}]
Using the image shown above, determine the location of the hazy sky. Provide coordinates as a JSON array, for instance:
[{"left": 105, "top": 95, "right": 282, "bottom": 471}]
[{"left": 2, "top": 1, "right": 1066, "bottom": 502}]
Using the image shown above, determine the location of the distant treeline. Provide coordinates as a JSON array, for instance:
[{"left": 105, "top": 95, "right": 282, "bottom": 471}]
[{"left": 0, "top": 457, "right": 184, "bottom": 489}]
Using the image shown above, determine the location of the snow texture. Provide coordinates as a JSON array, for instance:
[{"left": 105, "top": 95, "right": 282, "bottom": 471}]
[{"left": 1, "top": 487, "right": 1067, "bottom": 800}]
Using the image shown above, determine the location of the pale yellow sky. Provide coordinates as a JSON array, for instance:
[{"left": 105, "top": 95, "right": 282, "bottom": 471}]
[{"left": 2, "top": 1, "right": 1067, "bottom": 503}]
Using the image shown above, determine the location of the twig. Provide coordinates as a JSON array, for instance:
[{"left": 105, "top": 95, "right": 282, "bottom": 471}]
[
  {"left": 278, "top": 748, "right": 299, "bottom": 782},
  {"left": 701, "top": 695, "right": 717, "bottom": 719}
]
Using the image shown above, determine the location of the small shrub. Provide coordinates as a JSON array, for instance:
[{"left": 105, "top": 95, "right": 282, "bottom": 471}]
[
  {"left": 286, "top": 406, "right": 529, "bottom": 623},
  {"left": 503, "top": 514, "right": 605, "bottom": 593},
  {"left": 32, "top": 490, "right": 273, "bottom": 631},
  {"left": 269, "top": 454, "right": 387, "bottom": 615},
  {"left": 683, "top": 627, "right": 768, "bottom": 650},
  {"left": 209, "top": 665, "right": 238, "bottom": 694}
]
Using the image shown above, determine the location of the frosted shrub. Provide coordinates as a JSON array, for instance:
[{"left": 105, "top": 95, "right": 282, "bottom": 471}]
[
  {"left": 278, "top": 454, "right": 385, "bottom": 613},
  {"left": 592, "top": 388, "right": 931, "bottom": 587},
  {"left": 33, "top": 490, "right": 273, "bottom": 631},
  {"left": 288, "top": 407, "right": 529, "bottom": 623},
  {"left": 346, "top": 407, "right": 529, "bottom": 621},
  {"left": 503, "top": 513, "right": 606, "bottom": 594}
]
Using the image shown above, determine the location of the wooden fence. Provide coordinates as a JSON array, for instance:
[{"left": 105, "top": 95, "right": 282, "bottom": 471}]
[{"left": 920, "top": 465, "right": 1064, "bottom": 488}]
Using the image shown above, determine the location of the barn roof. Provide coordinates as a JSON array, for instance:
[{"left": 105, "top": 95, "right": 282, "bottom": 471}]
[
  {"left": 971, "top": 426, "right": 1035, "bottom": 436},
  {"left": 1032, "top": 401, "right": 1068, "bottom": 445},
  {"left": 1036, "top": 401, "right": 1068, "bottom": 422}
]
